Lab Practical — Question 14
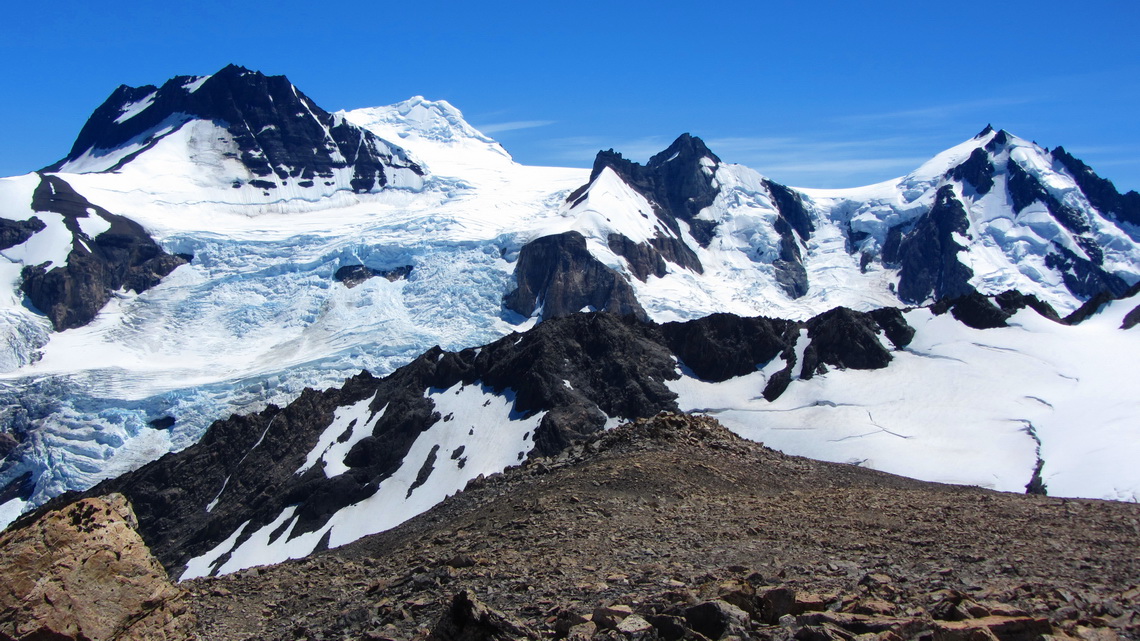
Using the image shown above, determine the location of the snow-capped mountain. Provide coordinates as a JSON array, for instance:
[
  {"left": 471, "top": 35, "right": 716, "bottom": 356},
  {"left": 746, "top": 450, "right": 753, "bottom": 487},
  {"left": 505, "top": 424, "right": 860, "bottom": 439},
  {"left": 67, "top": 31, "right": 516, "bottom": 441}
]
[{"left": 2, "top": 65, "right": 1139, "bottom": 544}]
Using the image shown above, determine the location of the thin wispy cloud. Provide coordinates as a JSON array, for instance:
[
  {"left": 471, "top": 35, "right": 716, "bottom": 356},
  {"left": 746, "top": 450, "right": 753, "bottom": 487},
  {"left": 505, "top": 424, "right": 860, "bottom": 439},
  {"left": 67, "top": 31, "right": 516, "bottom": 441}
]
[
  {"left": 475, "top": 120, "right": 556, "bottom": 134},
  {"left": 836, "top": 97, "right": 1038, "bottom": 126}
]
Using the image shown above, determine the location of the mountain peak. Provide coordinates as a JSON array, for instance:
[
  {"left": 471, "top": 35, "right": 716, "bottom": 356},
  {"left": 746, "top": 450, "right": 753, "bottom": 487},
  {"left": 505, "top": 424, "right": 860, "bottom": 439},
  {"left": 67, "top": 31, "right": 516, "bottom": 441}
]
[
  {"left": 647, "top": 133, "right": 721, "bottom": 168},
  {"left": 46, "top": 65, "right": 423, "bottom": 193}
]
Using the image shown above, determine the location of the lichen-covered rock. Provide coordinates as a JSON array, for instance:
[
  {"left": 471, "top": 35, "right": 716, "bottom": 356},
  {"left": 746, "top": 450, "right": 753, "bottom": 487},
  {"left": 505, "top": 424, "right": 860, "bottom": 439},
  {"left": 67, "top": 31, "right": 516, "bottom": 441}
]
[{"left": 0, "top": 494, "right": 194, "bottom": 641}]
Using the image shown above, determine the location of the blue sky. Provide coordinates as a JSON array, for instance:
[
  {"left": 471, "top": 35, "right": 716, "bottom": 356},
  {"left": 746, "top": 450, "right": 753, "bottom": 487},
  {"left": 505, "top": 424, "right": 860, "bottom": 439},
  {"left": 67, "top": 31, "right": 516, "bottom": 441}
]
[{"left": 2, "top": 0, "right": 1138, "bottom": 190}]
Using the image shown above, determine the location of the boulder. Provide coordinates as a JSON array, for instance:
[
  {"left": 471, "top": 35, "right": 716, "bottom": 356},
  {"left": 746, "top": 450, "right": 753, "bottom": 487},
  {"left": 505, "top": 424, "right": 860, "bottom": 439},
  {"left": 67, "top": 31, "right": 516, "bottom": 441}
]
[{"left": 0, "top": 493, "right": 193, "bottom": 641}]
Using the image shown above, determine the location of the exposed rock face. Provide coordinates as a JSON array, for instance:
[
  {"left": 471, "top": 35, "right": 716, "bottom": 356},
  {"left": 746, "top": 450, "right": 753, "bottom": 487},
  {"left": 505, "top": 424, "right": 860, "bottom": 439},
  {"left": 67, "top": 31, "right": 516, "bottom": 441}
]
[
  {"left": 799, "top": 306, "right": 907, "bottom": 379},
  {"left": 47, "top": 64, "right": 422, "bottom": 193},
  {"left": 582, "top": 133, "right": 722, "bottom": 248},
  {"left": 949, "top": 147, "right": 995, "bottom": 195},
  {"left": 1053, "top": 146, "right": 1140, "bottom": 228},
  {"left": 503, "top": 231, "right": 647, "bottom": 321},
  {"left": 0, "top": 494, "right": 193, "bottom": 641},
  {"left": 766, "top": 179, "right": 814, "bottom": 298},
  {"left": 884, "top": 185, "right": 975, "bottom": 304},
  {"left": 334, "top": 264, "right": 413, "bottom": 288},
  {"left": 0, "top": 216, "right": 45, "bottom": 251},
  {"left": 19, "top": 174, "right": 190, "bottom": 330}
]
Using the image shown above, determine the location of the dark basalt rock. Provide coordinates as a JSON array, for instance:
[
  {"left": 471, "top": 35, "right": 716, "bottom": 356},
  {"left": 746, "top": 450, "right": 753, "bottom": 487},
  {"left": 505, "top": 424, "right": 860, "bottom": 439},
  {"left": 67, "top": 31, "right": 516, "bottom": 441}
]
[
  {"left": 994, "top": 290, "right": 1061, "bottom": 323},
  {"left": 334, "top": 264, "right": 413, "bottom": 288},
  {"left": 883, "top": 186, "right": 975, "bottom": 305},
  {"left": 660, "top": 313, "right": 796, "bottom": 383},
  {"left": 767, "top": 179, "right": 815, "bottom": 241},
  {"left": 930, "top": 292, "right": 1012, "bottom": 329},
  {"left": 607, "top": 232, "right": 703, "bottom": 281},
  {"left": 0, "top": 471, "right": 34, "bottom": 506},
  {"left": 1053, "top": 146, "right": 1140, "bottom": 228},
  {"left": 867, "top": 307, "right": 916, "bottom": 349},
  {"left": 148, "top": 416, "right": 176, "bottom": 431},
  {"left": 19, "top": 175, "right": 190, "bottom": 331},
  {"left": 772, "top": 215, "right": 809, "bottom": 299},
  {"left": 46, "top": 64, "right": 422, "bottom": 193},
  {"left": 949, "top": 147, "right": 995, "bottom": 195},
  {"left": 1063, "top": 282, "right": 1140, "bottom": 326},
  {"left": 504, "top": 231, "right": 646, "bottom": 321},
  {"left": 799, "top": 307, "right": 897, "bottom": 379},
  {"left": 0, "top": 216, "right": 45, "bottom": 251},
  {"left": 1122, "top": 304, "right": 1140, "bottom": 330}
]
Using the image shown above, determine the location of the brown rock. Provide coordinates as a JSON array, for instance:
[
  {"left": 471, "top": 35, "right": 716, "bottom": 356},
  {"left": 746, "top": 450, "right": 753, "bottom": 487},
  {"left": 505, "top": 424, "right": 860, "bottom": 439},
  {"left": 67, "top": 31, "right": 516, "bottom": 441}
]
[
  {"left": 567, "top": 621, "right": 598, "bottom": 640},
  {"left": 0, "top": 494, "right": 194, "bottom": 641},
  {"left": 849, "top": 598, "right": 897, "bottom": 616},
  {"left": 593, "top": 604, "right": 635, "bottom": 629},
  {"left": 793, "top": 593, "right": 830, "bottom": 614},
  {"left": 933, "top": 616, "right": 1054, "bottom": 641},
  {"left": 616, "top": 615, "right": 654, "bottom": 635}
]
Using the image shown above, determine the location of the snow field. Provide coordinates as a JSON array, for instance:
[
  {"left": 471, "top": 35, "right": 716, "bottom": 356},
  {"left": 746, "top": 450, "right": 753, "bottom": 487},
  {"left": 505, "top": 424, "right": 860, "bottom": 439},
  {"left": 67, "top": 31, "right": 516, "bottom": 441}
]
[{"left": 668, "top": 304, "right": 1140, "bottom": 500}]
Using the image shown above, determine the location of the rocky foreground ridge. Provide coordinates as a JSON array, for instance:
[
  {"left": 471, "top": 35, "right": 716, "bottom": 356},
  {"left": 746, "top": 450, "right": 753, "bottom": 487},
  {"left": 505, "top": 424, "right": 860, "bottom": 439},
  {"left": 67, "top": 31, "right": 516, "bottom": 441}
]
[{"left": 172, "top": 413, "right": 1139, "bottom": 641}]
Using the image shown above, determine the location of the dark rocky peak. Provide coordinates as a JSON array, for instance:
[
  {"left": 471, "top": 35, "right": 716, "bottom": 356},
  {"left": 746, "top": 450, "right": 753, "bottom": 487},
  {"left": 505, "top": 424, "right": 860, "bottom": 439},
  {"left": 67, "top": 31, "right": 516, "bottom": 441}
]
[
  {"left": 1053, "top": 146, "right": 1140, "bottom": 228},
  {"left": 574, "top": 133, "right": 722, "bottom": 247},
  {"left": 48, "top": 65, "right": 422, "bottom": 193},
  {"left": 883, "top": 185, "right": 975, "bottom": 305},
  {"left": 571, "top": 134, "right": 813, "bottom": 299},
  {"left": 975, "top": 124, "right": 995, "bottom": 138},
  {"left": 646, "top": 132, "right": 722, "bottom": 169},
  {"left": 983, "top": 128, "right": 1011, "bottom": 151}
]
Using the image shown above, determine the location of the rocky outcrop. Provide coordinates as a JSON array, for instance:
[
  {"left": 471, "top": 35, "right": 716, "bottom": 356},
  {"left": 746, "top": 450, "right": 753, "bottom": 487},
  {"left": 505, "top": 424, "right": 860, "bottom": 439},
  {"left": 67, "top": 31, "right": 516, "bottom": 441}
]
[
  {"left": 503, "top": 231, "right": 646, "bottom": 321},
  {"left": 18, "top": 174, "right": 190, "bottom": 330},
  {"left": 606, "top": 232, "right": 702, "bottom": 281},
  {"left": 0, "top": 216, "right": 45, "bottom": 251},
  {"left": 47, "top": 64, "right": 422, "bottom": 193},
  {"left": 884, "top": 185, "right": 975, "bottom": 304},
  {"left": 1053, "top": 146, "right": 1140, "bottom": 228},
  {"left": 334, "top": 264, "right": 413, "bottom": 288},
  {"left": 0, "top": 494, "right": 193, "bottom": 641},
  {"left": 949, "top": 147, "right": 995, "bottom": 195},
  {"left": 799, "top": 306, "right": 908, "bottom": 379}
]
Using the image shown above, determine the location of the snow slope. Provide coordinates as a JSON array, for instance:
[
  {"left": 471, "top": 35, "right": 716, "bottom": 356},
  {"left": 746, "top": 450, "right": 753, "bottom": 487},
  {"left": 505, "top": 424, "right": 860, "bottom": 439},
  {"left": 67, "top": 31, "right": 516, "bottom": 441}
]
[{"left": 669, "top": 296, "right": 1140, "bottom": 501}]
